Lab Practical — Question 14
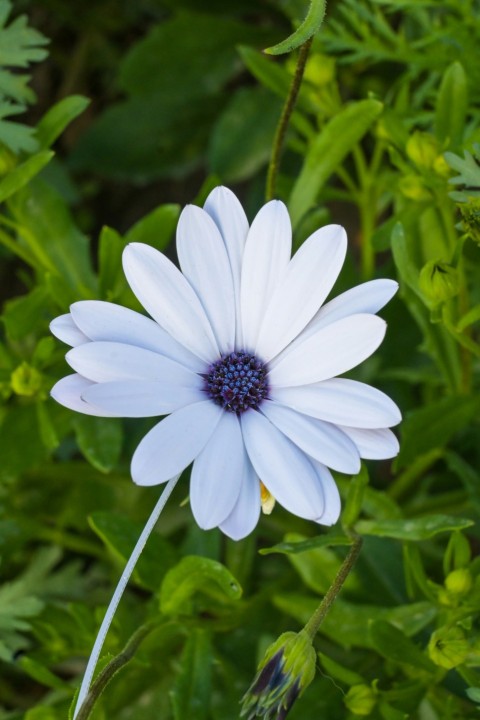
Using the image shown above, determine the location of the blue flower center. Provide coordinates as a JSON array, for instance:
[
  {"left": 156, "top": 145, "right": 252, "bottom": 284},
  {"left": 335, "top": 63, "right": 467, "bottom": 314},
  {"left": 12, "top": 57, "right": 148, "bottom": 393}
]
[{"left": 204, "top": 351, "right": 269, "bottom": 414}]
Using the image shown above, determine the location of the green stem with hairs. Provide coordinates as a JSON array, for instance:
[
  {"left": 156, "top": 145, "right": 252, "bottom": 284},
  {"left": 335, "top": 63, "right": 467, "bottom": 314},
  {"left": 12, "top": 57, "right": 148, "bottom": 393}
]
[
  {"left": 74, "top": 622, "right": 156, "bottom": 720},
  {"left": 303, "top": 533, "right": 363, "bottom": 639},
  {"left": 265, "top": 37, "right": 313, "bottom": 202}
]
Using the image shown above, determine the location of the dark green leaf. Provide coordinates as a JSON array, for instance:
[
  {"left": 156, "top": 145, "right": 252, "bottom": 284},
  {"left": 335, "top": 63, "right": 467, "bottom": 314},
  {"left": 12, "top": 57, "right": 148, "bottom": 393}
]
[
  {"left": 369, "top": 620, "right": 436, "bottom": 672},
  {"left": 209, "top": 87, "right": 281, "bottom": 183},
  {"left": 434, "top": 61, "right": 467, "bottom": 150},
  {"left": 73, "top": 415, "right": 122, "bottom": 473},
  {"left": 260, "top": 533, "right": 352, "bottom": 555},
  {"left": 125, "top": 203, "right": 180, "bottom": 251},
  {"left": 356, "top": 515, "right": 473, "bottom": 541},
  {"left": 89, "top": 511, "right": 176, "bottom": 592},
  {"left": 397, "top": 395, "right": 480, "bottom": 468},
  {"left": 0, "top": 150, "right": 53, "bottom": 203},
  {"left": 171, "top": 630, "right": 212, "bottom": 720}
]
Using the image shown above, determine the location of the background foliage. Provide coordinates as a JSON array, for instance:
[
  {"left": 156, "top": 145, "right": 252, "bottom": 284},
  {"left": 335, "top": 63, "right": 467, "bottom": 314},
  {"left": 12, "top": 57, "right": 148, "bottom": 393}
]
[{"left": 1, "top": 0, "right": 480, "bottom": 718}]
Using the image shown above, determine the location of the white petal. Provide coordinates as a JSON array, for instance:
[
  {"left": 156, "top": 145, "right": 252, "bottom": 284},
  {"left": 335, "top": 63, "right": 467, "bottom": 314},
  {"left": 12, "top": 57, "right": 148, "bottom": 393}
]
[
  {"left": 241, "top": 410, "right": 324, "bottom": 520},
  {"left": 70, "top": 301, "right": 203, "bottom": 372},
  {"left": 339, "top": 426, "right": 399, "bottom": 460},
  {"left": 50, "top": 374, "right": 115, "bottom": 417},
  {"left": 204, "top": 186, "right": 249, "bottom": 346},
  {"left": 293, "top": 279, "right": 398, "bottom": 348},
  {"left": 310, "top": 460, "right": 341, "bottom": 526},
  {"left": 190, "top": 412, "right": 244, "bottom": 529},
  {"left": 271, "top": 378, "right": 401, "bottom": 429},
  {"left": 240, "top": 201, "right": 291, "bottom": 351},
  {"left": 261, "top": 401, "right": 360, "bottom": 474},
  {"left": 82, "top": 379, "right": 204, "bottom": 417},
  {"left": 256, "top": 225, "right": 347, "bottom": 360},
  {"left": 66, "top": 341, "right": 201, "bottom": 385},
  {"left": 269, "top": 314, "right": 386, "bottom": 387},
  {"left": 50, "top": 314, "right": 89, "bottom": 347},
  {"left": 131, "top": 401, "right": 223, "bottom": 486},
  {"left": 122, "top": 243, "right": 218, "bottom": 362},
  {"left": 176, "top": 205, "right": 235, "bottom": 353},
  {"left": 219, "top": 459, "right": 261, "bottom": 540}
]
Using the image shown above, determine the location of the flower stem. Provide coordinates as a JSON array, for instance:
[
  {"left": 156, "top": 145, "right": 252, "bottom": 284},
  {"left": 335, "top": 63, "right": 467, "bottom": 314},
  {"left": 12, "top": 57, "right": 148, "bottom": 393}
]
[
  {"left": 303, "top": 533, "right": 363, "bottom": 639},
  {"left": 265, "top": 37, "right": 313, "bottom": 202},
  {"left": 75, "top": 621, "right": 156, "bottom": 720},
  {"left": 73, "top": 475, "right": 180, "bottom": 719}
]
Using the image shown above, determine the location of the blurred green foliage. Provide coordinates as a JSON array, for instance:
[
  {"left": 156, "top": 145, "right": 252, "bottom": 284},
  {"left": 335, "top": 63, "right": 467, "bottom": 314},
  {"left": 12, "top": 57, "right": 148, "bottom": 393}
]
[{"left": 1, "top": 0, "right": 480, "bottom": 718}]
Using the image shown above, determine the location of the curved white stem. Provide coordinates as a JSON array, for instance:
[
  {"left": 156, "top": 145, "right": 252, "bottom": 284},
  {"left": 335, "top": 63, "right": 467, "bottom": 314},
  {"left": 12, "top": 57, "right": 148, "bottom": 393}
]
[{"left": 73, "top": 475, "right": 180, "bottom": 719}]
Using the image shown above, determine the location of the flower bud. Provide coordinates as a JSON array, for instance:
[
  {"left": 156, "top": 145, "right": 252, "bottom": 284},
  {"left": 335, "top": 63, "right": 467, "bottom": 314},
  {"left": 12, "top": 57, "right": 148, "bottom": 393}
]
[
  {"left": 241, "top": 630, "right": 316, "bottom": 719},
  {"left": 10, "top": 362, "right": 43, "bottom": 397},
  {"left": 428, "top": 626, "right": 469, "bottom": 669},
  {"left": 406, "top": 131, "right": 440, "bottom": 170},
  {"left": 419, "top": 261, "right": 459, "bottom": 305},
  {"left": 344, "top": 684, "right": 377, "bottom": 716},
  {"left": 445, "top": 568, "right": 472, "bottom": 596},
  {"left": 398, "top": 175, "right": 432, "bottom": 201}
]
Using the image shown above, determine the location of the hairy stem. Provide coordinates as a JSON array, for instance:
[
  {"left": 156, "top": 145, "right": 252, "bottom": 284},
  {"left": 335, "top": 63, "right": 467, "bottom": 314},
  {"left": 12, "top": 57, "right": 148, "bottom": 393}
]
[
  {"left": 266, "top": 37, "right": 313, "bottom": 202},
  {"left": 303, "top": 533, "right": 363, "bottom": 639},
  {"left": 75, "top": 622, "right": 156, "bottom": 720}
]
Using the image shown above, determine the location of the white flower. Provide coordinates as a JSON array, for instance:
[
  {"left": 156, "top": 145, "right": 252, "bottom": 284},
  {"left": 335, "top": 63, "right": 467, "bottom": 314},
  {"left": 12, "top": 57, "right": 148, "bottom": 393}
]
[{"left": 50, "top": 187, "right": 401, "bottom": 540}]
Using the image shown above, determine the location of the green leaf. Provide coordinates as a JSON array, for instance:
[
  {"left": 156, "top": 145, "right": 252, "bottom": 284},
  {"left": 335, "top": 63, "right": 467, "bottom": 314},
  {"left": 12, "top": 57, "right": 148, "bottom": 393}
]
[
  {"left": 342, "top": 464, "right": 369, "bottom": 530},
  {"left": 171, "top": 630, "right": 212, "bottom": 720},
  {"left": 98, "top": 226, "right": 126, "bottom": 301},
  {"left": 265, "top": 0, "right": 327, "bottom": 55},
  {"left": 284, "top": 533, "right": 357, "bottom": 595},
  {"left": 73, "top": 415, "right": 122, "bottom": 473},
  {"left": 355, "top": 515, "right": 474, "bottom": 541},
  {"left": 289, "top": 99, "right": 383, "bottom": 228},
  {"left": 89, "top": 511, "right": 176, "bottom": 592},
  {"left": 0, "top": 150, "right": 53, "bottom": 203},
  {"left": 8, "top": 180, "right": 97, "bottom": 297},
  {"left": 19, "top": 656, "right": 69, "bottom": 690},
  {"left": 2, "top": 285, "right": 50, "bottom": 339},
  {"left": 397, "top": 395, "right": 480, "bottom": 468},
  {"left": 434, "top": 62, "right": 467, "bottom": 150},
  {"left": 274, "top": 595, "right": 436, "bottom": 649},
  {"left": 445, "top": 148, "right": 480, "bottom": 191},
  {"left": 160, "top": 556, "right": 242, "bottom": 616},
  {"left": 209, "top": 87, "right": 281, "bottom": 183},
  {"left": 125, "top": 203, "right": 180, "bottom": 251},
  {"left": 318, "top": 652, "right": 364, "bottom": 687},
  {"left": 260, "top": 533, "right": 352, "bottom": 555},
  {"left": 369, "top": 620, "right": 436, "bottom": 672},
  {"left": 0, "top": 4, "right": 48, "bottom": 67},
  {"left": 36, "top": 95, "right": 90, "bottom": 149}
]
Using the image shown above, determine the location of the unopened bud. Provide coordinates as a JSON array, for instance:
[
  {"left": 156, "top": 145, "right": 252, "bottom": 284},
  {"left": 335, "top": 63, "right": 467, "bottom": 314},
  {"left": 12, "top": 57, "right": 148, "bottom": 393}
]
[
  {"left": 241, "top": 630, "right": 316, "bottom": 719},
  {"left": 445, "top": 568, "right": 472, "bottom": 596},
  {"left": 419, "top": 260, "right": 459, "bottom": 305},
  {"left": 406, "top": 131, "right": 440, "bottom": 170},
  {"left": 398, "top": 175, "right": 432, "bottom": 201},
  {"left": 10, "top": 363, "right": 43, "bottom": 397},
  {"left": 344, "top": 684, "right": 377, "bottom": 716},
  {"left": 428, "top": 626, "right": 469, "bottom": 669}
]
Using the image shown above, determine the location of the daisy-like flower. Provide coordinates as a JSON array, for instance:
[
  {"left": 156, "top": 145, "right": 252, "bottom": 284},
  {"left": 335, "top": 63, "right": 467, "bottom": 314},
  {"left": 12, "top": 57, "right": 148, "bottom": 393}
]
[{"left": 50, "top": 187, "right": 401, "bottom": 540}]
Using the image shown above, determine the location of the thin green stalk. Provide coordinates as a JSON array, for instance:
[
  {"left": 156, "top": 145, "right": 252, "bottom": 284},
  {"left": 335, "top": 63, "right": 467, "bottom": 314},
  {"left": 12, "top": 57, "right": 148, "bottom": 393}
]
[
  {"left": 75, "top": 622, "right": 156, "bottom": 720},
  {"left": 266, "top": 37, "right": 313, "bottom": 201},
  {"left": 303, "top": 534, "right": 363, "bottom": 639}
]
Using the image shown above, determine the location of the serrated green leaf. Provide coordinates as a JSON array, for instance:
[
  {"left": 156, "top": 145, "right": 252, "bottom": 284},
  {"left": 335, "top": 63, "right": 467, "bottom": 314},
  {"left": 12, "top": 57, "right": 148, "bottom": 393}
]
[
  {"left": 265, "top": 0, "right": 327, "bottom": 55},
  {"left": 369, "top": 620, "right": 436, "bottom": 672},
  {"left": 289, "top": 99, "right": 383, "bottom": 227},
  {"left": 160, "top": 556, "right": 242, "bottom": 616},
  {"left": 0, "top": 150, "right": 53, "bottom": 203},
  {"left": 36, "top": 95, "right": 90, "bottom": 149},
  {"left": 171, "top": 630, "right": 212, "bottom": 720},
  {"left": 356, "top": 515, "right": 473, "bottom": 541}
]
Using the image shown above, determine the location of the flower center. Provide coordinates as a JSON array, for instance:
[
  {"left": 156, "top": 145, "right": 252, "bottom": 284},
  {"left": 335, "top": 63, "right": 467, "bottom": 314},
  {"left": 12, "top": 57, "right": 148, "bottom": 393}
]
[{"left": 204, "top": 351, "right": 269, "bottom": 414}]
